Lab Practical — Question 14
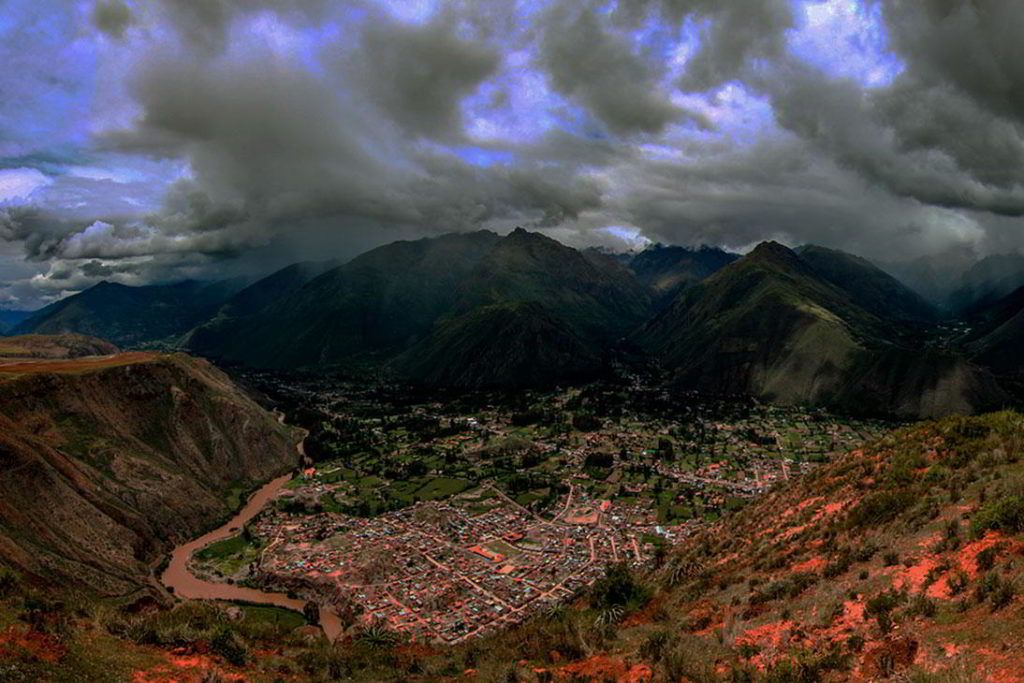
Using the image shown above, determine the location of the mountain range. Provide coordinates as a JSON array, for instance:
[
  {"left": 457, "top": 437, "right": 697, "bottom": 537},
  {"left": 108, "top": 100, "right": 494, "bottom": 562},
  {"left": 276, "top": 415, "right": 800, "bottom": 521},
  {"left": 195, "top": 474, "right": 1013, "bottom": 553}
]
[{"left": 6, "top": 230, "right": 1023, "bottom": 416}]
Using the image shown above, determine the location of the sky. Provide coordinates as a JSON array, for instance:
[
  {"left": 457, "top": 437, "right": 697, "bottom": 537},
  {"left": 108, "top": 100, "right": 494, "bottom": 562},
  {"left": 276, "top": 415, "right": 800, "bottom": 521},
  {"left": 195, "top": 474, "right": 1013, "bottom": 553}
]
[{"left": 1, "top": 0, "right": 1023, "bottom": 308}]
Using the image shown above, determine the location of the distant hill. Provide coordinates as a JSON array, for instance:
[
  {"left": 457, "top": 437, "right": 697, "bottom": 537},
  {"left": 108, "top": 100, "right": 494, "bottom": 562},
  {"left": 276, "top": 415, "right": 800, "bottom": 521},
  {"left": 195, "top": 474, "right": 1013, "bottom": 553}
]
[
  {"left": 390, "top": 301, "right": 601, "bottom": 388},
  {"left": 796, "top": 245, "right": 939, "bottom": 323},
  {"left": 182, "top": 259, "right": 340, "bottom": 353},
  {"left": 12, "top": 279, "right": 247, "bottom": 347},
  {"left": 0, "top": 310, "right": 33, "bottom": 334},
  {"left": 186, "top": 231, "right": 504, "bottom": 368},
  {"left": 962, "top": 284, "right": 1024, "bottom": 379},
  {"left": 0, "top": 333, "right": 117, "bottom": 359},
  {"left": 628, "top": 244, "right": 738, "bottom": 307},
  {"left": 948, "top": 253, "right": 1024, "bottom": 314},
  {"left": 635, "top": 241, "right": 1003, "bottom": 417}
]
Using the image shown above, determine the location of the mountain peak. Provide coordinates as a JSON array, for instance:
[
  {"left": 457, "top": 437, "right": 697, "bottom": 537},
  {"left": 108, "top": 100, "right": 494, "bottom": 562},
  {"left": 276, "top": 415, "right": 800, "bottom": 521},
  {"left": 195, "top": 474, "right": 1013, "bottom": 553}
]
[
  {"left": 749, "top": 240, "right": 796, "bottom": 259},
  {"left": 746, "top": 240, "right": 812, "bottom": 272}
]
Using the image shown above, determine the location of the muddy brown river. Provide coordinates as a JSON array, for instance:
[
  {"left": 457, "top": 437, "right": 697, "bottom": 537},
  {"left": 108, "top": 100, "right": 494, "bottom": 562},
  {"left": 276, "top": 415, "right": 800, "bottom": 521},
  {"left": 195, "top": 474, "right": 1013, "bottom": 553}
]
[{"left": 161, "top": 455, "right": 341, "bottom": 639}]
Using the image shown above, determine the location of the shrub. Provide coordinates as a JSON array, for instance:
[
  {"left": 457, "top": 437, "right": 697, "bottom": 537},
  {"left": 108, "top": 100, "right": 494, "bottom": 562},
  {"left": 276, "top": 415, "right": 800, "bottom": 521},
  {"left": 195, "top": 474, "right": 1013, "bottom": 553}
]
[
  {"left": 948, "top": 570, "right": 969, "bottom": 596},
  {"left": 976, "top": 546, "right": 998, "bottom": 573},
  {"left": 750, "top": 573, "right": 817, "bottom": 606},
  {"left": 0, "top": 566, "right": 19, "bottom": 599},
  {"left": 847, "top": 491, "right": 916, "bottom": 529},
  {"left": 866, "top": 589, "right": 905, "bottom": 635},
  {"left": 210, "top": 627, "right": 247, "bottom": 666},
  {"left": 824, "top": 549, "right": 853, "bottom": 579},
  {"left": 974, "top": 572, "right": 1017, "bottom": 611},
  {"left": 639, "top": 630, "right": 671, "bottom": 663},
  {"left": 970, "top": 495, "right": 1024, "bottom": 538},
  {"left": 883, "top": 552, "right": 900, "bottom": 567},
  {"left": 590, "top": 563, "right": 650, "bottom": 612},
  {"left": 904, "top": 594, "right": 937, "bottom": 619}
]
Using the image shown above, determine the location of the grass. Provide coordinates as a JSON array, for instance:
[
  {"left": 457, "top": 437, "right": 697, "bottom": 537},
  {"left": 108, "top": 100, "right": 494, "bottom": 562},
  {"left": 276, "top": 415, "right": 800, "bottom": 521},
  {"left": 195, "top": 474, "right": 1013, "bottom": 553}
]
[
  {"left": 195, "top": 534, "right": 264, "bottom": 577},
  {"left": 238, "top": 604, "right": 306, "bottom": 631},
  {"left": 414, "top": 476, "right": 472, "bottom": 501},
  {"left": 196, "top": 535, "right": 249, "bottom": 561}
]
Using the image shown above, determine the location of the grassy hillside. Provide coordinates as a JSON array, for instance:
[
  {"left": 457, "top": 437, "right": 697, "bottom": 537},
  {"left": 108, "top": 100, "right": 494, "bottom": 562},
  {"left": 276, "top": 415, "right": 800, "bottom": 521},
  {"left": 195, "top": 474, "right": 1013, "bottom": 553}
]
[
  {"left": 962, "top": 285, "right": 1024, "bottom": 381},
  {"left": 456, "top": 228, "right": 653, "bottom": 343},
  {"left": 629, "top": 244, "right": 738, "bottom": 307},
  {"left": 390, "top": 301, "right": 602, "bottom": 388},
  {"left": 797, "top": 245, "right": 939, "bottom": 323},
  {"left": 636, "top": 242, "right": 1003, "bottom": 418},
  {"left": 187, "top": 231, "right": 503, "bottom": 369}
]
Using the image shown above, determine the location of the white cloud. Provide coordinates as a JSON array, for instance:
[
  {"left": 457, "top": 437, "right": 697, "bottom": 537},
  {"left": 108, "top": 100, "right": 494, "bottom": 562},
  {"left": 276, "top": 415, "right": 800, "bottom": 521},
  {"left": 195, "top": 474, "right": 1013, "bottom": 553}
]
[{"left": 0, "top": 168, "right": 51, "bottom": 202}]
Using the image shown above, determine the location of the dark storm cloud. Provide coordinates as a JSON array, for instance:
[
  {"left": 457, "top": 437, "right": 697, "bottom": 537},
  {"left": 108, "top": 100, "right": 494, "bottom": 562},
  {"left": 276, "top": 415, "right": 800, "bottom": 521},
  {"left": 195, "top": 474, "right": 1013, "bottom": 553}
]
[
  {"left": 98, "top": 33, "right": 601, "bottom": 260},
  {"left": 152, "top": 0, "right": 328, "bottom": 54},
  {"left": 611, "top": 0, "right": 794, "bottom": 92},
  {"left": 537, "top": 3, "right": 697, "bottom": 134},
  {"left": 881, "top": 1, "right": 1024, "bottom": 124},
  {"left": 348, "top": 12, "right": 501, "bottom": 140},
  {"left": 91, "top": 0, "right": 134, "bottom": 39},
  {"left": 7, "top": 0, "right": 1024, "bottom": 309},
  {"left": 762, "top": 63, "right": 1024, "bottom": 216},
  {"left": 0, "top": 207, "right": 81, "bottom": 261}
]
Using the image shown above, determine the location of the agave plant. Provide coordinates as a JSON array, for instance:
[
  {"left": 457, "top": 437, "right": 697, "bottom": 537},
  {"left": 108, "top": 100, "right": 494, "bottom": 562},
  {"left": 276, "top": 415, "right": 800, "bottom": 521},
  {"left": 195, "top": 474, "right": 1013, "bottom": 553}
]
[
  {"left": 594, "top": 605, "right": 623, "bottom": 629},
  {"left": 357, "top": 621, "right": 399, "bottom": 649},
  {"left": 665, "top": 557, "right": 703, "bottom": 587}
]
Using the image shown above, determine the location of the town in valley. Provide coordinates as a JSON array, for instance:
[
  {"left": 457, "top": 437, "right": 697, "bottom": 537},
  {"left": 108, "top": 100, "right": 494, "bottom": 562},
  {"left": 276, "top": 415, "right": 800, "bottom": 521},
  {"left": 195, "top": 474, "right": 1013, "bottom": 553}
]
[{"left": 188, "top": 369, "right": 889, "bottom": 644}]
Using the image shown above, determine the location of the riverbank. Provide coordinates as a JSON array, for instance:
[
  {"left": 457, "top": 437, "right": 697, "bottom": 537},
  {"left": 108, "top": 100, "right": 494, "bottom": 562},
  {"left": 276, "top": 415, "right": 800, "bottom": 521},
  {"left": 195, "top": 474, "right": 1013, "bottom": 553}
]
[{"left": 160, "top": 423, "right": 341, "bottom": 641}]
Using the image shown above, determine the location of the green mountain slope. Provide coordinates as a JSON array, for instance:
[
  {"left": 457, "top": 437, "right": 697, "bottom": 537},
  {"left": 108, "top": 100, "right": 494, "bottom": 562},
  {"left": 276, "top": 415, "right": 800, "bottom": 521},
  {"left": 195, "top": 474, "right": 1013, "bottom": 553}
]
[
  {"left": 963, "top": 284, "right": 1024, "bottom": 379},
  {"left": 188, "top": 231, "right": 503, "bottom": 368},
  {"left": 455, "top": 228, "right": 653, "bottom": 342},
  {"left": 182, "top": 259, "right": 339, "bottom": 354},
  {"left": 635, "top": 242, "right": 1002, "bottom": 417},
  {"left": 188, "top": 229, "right": 652, "bottom": 373},
  {"left": 796, "top": 245, "right": 939, "bottom": 323},
  {"left": 389, "top": 301, "right": 601, "bottom": 388}
]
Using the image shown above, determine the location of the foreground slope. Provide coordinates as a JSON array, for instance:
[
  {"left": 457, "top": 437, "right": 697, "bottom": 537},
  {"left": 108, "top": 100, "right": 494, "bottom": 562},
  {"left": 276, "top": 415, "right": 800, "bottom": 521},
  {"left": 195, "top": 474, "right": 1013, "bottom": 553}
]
[
  {"left": 620, "top": 410, "right": 1024, "bottom": 682},
  {"left": 0, "top": 333, "right": 117, "bottom": 359},
  {"left": 636, "top": 242, "right": 1003, "bottom": 417},
  {"left": 0, "top": 340, "right": 299, "bottom": 595},
  {"left": 5, "top": 413, "right": 1024, "bottom": 681}
]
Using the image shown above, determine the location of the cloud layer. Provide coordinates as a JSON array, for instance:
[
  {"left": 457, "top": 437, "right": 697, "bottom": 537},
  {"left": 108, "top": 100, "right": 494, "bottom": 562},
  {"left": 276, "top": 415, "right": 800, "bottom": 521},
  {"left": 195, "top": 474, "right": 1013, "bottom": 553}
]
[{"left": 0, "top": 0, "right": 1022, "bottom": 307}]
